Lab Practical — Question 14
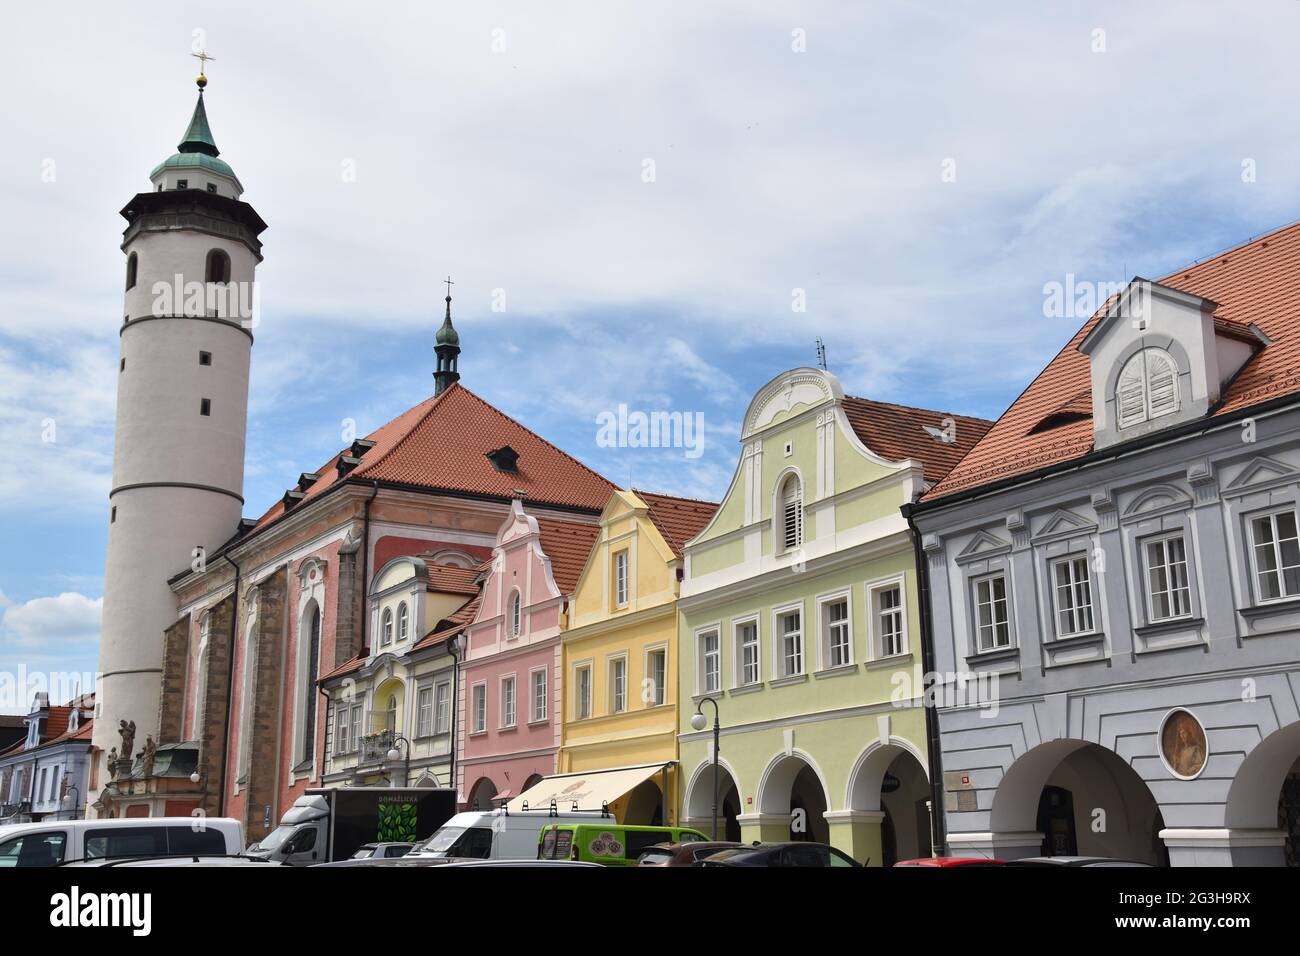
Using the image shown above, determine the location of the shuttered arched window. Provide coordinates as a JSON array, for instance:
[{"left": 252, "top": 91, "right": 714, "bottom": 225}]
[
  {"left": 1116, "top": 348, "right": 1179, "bottom": 429},
  {"left": 781, "top": 474, "right": 803, "bottom": 551}
]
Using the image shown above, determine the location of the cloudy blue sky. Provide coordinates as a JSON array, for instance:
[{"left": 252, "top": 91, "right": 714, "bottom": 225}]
[{"left": 2, "top": 1, "right": 1299, "bottom": 710}]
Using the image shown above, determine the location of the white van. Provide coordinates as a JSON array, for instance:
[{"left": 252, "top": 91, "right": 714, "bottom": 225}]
[
  {"left": 0, "top": 817, "right": 245, "bottom": 867},
  {"left": 411, "top": 809, "right": 610, "bottom": 861}
]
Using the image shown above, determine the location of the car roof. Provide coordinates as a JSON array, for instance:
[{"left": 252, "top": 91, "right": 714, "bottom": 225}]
[{"left": 0, "top": 817, "right": 241, "bottom": 835}]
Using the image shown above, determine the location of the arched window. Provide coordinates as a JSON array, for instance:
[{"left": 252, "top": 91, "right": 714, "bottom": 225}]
[
  {"left": 301, "top": 605, "right": 321, "bottom": 763},
  {"left": 205, "top": 248, "right": 231, "bottom": 284},
  {"left": 780, "top": 474, "right": 803, "bottom": 552},
  {"left": 510, "top": 591, "right": 522, "bottom": 638},
  {"left": 125, "top": 252, "right": 138, "bottom": 291},
  {"left": 1116, "top": 347, "right": 1179, "bottom": 429},
  {"left": 397, "top": 602, "right": 409, "bottom": 641},
  {"left": 381, "top": 608, "right": 393, "bottom": 646}
]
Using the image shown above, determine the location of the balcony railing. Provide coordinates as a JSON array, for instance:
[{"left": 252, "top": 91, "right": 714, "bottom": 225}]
[{"left": 359, "top": 729, "right": 395, "bottom": 763}]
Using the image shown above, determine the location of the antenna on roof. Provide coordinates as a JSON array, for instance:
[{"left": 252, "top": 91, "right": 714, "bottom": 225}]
[{"left": 815, "top": 337, "right": 828, "bottom": 370}]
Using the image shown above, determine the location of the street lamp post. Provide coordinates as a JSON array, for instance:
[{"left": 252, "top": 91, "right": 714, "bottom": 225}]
[
  {"left": 386, "top": 734, "right": 412, "bottom": 787},
  {"left": 690, "top": 697, "right": 721, "bottom": 840}
]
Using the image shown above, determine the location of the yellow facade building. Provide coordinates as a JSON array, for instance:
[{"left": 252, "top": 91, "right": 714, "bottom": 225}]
[{"left": 556, "top": 490, "right": 716, "bottom": 826}]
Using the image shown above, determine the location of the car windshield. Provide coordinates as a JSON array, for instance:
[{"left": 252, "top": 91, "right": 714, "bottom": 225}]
[
  {"left": 255, "top": 825, "right": 297, "bottom": 853},
  {"left": 703, "top": 847, "right": 763, "bottom": 865},
  {"left": 419, "top": 827, "right": 467, "bottom": 855},
  {"left": 350, "top": 846, "right": 376, "bottom": 859},
  {"left": 637, "top": 849, "right": 674, "bottom": 865}
]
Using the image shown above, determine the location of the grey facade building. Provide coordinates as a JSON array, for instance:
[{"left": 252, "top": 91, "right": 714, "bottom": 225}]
[{"left": 910, "top": 228, "right": 1300, "bottom": 866}]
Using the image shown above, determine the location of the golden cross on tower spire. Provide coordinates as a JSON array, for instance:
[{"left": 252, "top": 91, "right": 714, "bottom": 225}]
[{"left": 191, "top": 49, "right": 215, "bottom": 89}]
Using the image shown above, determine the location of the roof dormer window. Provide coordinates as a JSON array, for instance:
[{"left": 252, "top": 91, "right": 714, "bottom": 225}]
[{"left": 1116, "top": 347, "right": 1179, "bottom": 429}]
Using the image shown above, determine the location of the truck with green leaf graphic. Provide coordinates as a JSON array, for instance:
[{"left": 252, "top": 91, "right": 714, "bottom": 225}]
[{"left": 249, "top": 788, "right": 456, "bottom": 865}]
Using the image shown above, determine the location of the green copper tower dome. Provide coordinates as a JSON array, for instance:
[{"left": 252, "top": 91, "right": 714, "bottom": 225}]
[{"left": 149, "top": 75, "right": 243, "bottom": 192}]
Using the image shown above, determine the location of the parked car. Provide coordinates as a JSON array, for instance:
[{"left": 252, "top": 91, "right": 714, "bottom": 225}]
[
  {"left": 699, "top": 842, "right": 862, "bottom": 867},
  {"left": 0, "top": 817, "right": 245, "bottom": 868},
  {"left": 349, "top": 842, "right": 415, "bottom": 860},
  {"left": 318, "top": 854, "right": 597, "bottom": 868},
  {"left": 65, "top": 853, "right": 279, "bottom": 867},
  {"left": 636, "top": 841, "right": 743, "bottom": 866},
  {"left": 408, "top": 809, "right": 614, "bottom": 861},
  {"left": 1002, "top": 856, "right": 1153, "bottom": 867},
  {"left": 537, "top": 823, "right": 709, "bottom": 866},
  {"left": 894, "top": 856, "right": 1005, "bottom": 867}
]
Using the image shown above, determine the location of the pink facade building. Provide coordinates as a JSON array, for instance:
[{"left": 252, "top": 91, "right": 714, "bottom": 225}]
[{"left": 457, "top": 502, "right": 598, "bottom": 809}]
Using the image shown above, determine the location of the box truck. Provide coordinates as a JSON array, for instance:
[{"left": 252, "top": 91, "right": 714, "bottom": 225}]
[{"left": 248, "top": 788, "right": 456, "bottom": 865}]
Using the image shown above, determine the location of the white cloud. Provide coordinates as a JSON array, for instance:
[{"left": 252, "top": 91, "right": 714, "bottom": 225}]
[{"left": 1, "top": 592, "right": 103, "bottom": 646}]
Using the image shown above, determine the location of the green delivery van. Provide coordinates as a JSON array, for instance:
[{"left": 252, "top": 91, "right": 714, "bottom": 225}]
[{"left": 537, "top": 823, "right": 709, "bottom": 866}]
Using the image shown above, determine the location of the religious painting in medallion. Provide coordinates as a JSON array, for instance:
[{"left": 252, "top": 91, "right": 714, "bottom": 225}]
[{"left": 1161, "top": 709, "right": 1208, "bottom": 779}]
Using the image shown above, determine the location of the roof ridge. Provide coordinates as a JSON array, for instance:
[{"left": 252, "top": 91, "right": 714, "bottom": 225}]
[
  {"left": 1160, "top": 217, "right": 1300, "bottom": 279},
  {"left": 843, "top": 393, "right": 992, "bottom": 425},
  {"left": 631, "top": 488, "right": 721, "bottom": 508},
  {"left": 448, "top": 384, "right": 615, "bottom": 492},
  {"left": 353, "top": 387, "right": 453, "bottom": 478}
]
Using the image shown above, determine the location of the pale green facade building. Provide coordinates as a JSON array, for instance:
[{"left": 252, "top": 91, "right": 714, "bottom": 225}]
[{"left": 676, "top": 367, "right": 989, "bottom": 865}]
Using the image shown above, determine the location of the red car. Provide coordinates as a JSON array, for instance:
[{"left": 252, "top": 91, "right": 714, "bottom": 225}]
[{"left": 894, "top": 856, "right": 1005, "bottom": 867}]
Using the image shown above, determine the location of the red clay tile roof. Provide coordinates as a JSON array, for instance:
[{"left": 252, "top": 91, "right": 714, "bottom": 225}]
[
  {"left": 422, "top": 563, "right": 481, "bottom": 596},
  {"left": 412, "top": 593, "right": 483, "bottom": 652},
  {"left": 251, "top": 384, "right": 615, "bottom": 531},
  {"left": 841, "top": 397, "right": 994, "bottom": 485},
  {"left": 44, "top": 707, "right": 71, "bottom": 741},
  {"left": 535, "top": 518, "right": 601, "bottom": 595},
  {"left": 632, "top": 490, "right": 719, "bottom": 557},
  {"left": 925, "top": 220, "right": 1300, "bottom": 501}
]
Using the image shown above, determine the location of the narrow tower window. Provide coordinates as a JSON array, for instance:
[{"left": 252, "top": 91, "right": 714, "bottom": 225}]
[
  {"left": 199, "top": 351, "right": 212, "bottom": 366},
  {"left": 120, "top": 358, "right": 126, "bottom": 372},
  {"left": 205, "top": 249, "right": 231, "bottom": 285},
  {"left": 125, "top": 252, "right": 138, "bottom": 291},
  {"left": 200, "top": 398, "right": 211, "bottom": 416}
]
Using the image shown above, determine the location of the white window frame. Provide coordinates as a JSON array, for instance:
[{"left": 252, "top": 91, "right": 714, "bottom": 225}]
[
  {"left": 470, "top": 682, "right": 487, "bottom": 734},
  {"left": 500, "top": 674, "right": 517, "bottom": 728},
  {"left": 732, "top": 614, "right": 761, "bottom": 688},
  {"left": 380, "top": 608, "right": 393, "bottom": 647},
  {"left": 771, "top": 601, "right": 806, "bottom": 679},
  {"left": 509, "top": 589, "right": 522, "bottom": 638},
  {"left": 573, "top": 661, "right": 593, "bottom": 720},
  {"left": 816, "top": 589, "right": 854, "bottom": 670},
  {"left": 335, "top": 703, "right": 351, "bottom": 754},
  {"left": 777, "top": 472, "right": 804, "bottom": 554},
  {"left": 416, "top": 684, "right": 433, "bottom": 737},
  {"left": 643, "top": 644, "right": 668, "bottom": 707},
  {"left": 696, "top": 626, "right": 722, "bottom": 694},
  {"left": 1142, "top": 531, "right": 1193, "bottom": 622},
  {"left": 614, "top": 550, "right": 629, "bottom": 608},
  {"left": 529, "top": 666, "right": 548, "bottom": 723},
  {"left": 971, "top": 572, "right": 1013, "bottom": 653},
  {"left": 434, "top": 681, "right": 451, "bottom": 735},
  {"left": 1049, "top": 554, "right": 1096, "bottom": 637},
  {"left": 607, "top": 654, "right": 628, "bottom": 714},
  {"left": 397, "top": 601, "right": 409, "bottom": 642},
  {"left": 1247, "top": 507, "right": 1300, "bottom": 604},
  {"left": 866, "top": 574, "right": 908, "bottom": 660},
  {"left": 350, "top": 702, "right": 363, "bottom": 754}
]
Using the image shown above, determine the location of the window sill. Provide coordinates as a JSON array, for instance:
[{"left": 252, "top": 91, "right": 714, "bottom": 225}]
[
  {"left": 691, "top": 691, "right": 725, "bottom": 705},
  {"left": 865, "top": 652, "right": 913, "bottom": 670},
  {"left": 813, "top": 663, "right": 857, "bottom": 680},
  {"left": 769, "top": 673, "right": 808, "bottom": 688},
  {"left": 1238, "top": 597, "right": 1300, "bottom": 621},
  {"left": 498, "top": 724, "right": 518, "bottom": 734},
  {"left": 728, "top": 682, "right": 764, "bottom": 697},
  {"left": 526, "top": 717, "right": 549, "bottom": 727},
  {"left": 965, "top": 644, "right": 1019, "bottom": 667},
  {"left": 1134, "top": 617, "right": 1203, "bottom": 638},
  {"left": 1045, "top": 630, "right": 1107, "bottom": 649},
  {"left": 468, "top": 729, "right": 488, "bottom": 738}
]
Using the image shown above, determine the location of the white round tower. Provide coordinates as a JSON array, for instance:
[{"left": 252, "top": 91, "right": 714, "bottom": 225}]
[{"left": 92, "top": 70, "right": 266, "bottom": 797}]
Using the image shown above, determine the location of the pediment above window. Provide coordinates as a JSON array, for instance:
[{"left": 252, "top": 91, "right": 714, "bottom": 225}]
[
  {"left": 1223, "top": 455, "right": 1300, "bottom": 493},
  {"left": 1031, "top": 508, "right": 1097, "bottom": 542},
  {"left": 956, "top": 529, "right": 1012, "bottom": 561},
  {"left": 1121, "top": 483, "right": 1193, "bottom": 519}
]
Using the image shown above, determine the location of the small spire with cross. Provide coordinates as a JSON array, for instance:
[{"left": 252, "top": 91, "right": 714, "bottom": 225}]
[
  {"left": 444, "top": 275, "right": 454, "bottom": 318},
  {"left": 191, "top": 49, "right": 215, "bottom": 90}
]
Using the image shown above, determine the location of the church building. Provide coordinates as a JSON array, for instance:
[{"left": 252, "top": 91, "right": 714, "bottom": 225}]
[{"left": 91, "top": 71, "right": 614, "bottom": 842}]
